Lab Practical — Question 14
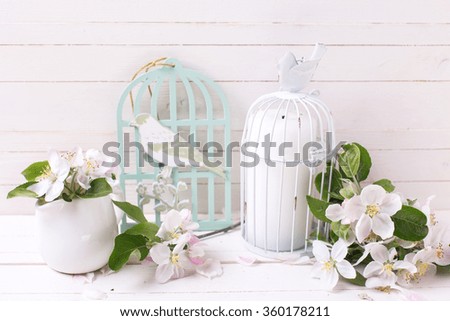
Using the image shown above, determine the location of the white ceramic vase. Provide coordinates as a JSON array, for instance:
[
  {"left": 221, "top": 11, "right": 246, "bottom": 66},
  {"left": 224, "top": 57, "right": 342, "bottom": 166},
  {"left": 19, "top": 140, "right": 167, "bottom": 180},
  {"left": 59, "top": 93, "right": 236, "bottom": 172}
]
[{"left": 35, "top": 195, "right": 123, "bottom": 274}]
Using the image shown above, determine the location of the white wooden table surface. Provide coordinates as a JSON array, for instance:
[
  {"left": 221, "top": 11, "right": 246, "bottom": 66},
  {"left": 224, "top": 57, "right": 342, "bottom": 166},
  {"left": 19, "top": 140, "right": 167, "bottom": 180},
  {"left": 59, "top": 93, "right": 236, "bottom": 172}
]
[{"left": 1, "top": 214, "right": 450, "bottom": 301}]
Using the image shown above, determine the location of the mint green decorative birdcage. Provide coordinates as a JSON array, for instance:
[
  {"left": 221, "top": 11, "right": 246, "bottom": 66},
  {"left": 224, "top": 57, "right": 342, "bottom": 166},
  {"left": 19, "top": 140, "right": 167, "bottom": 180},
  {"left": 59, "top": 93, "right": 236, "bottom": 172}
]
[{"left": 116, "top": 58, "right": 232, "bottom": 232}]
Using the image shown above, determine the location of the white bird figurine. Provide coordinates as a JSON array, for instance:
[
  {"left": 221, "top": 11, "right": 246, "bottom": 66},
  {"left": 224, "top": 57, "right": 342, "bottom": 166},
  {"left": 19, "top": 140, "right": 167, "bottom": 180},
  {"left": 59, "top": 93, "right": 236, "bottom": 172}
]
[
  {"left": 278, "top": 43, "right": 327, "bottom": 92},
  {"left": 130, "top": 113, "right": 226, "bottom": 179}
]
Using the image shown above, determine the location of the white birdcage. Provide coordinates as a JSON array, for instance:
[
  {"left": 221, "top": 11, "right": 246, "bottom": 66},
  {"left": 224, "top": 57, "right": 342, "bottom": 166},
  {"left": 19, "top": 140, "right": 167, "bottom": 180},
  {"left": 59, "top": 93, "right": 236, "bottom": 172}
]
[{"left": 240, "top": 44, "right": 335, "bottom": 258}]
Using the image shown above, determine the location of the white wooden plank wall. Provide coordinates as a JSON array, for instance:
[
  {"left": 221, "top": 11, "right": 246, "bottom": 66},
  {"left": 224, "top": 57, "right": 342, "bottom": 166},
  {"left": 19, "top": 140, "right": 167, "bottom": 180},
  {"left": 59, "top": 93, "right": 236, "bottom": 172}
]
[{"left": 1, "top": 0, "right": 450, "bottom": 215}]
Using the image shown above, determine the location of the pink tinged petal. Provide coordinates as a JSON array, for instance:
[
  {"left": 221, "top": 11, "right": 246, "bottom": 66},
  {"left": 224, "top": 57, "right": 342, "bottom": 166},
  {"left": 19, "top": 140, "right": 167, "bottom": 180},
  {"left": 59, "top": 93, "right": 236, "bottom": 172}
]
[
  {"left": 312, "top": 241, "right": 330, "bottom": 262},
  {"left": 45, "top": 180, "right": 64, "bottom": 202},
  {"left": 325, "top": 204, "right": 346, "bottom": 222},
  {"left": 189, "top": 244, "right": 205, "bottom": 258},
  {"left": 189, "top": 235, "right": 201, "bottom": 245},
  {"left": 149, "top": 244, "right": 171, "bottom": 265},
  {"left": 355, "top": 214, "right": 372, "bottom": 243},
  {"left": 363, "top": 261, "right": 384, "bottom": 278},
  {"left": 141, "top": 257, "right": 155, "bottom": 266},
  {"left": 372, "top": 213, "right": 395, "bottom": 240},
  {"left": 370, "top": 244, "right": 390, "bottom": 263},
  {"left": 336, "top": 260, "right": 356, "bottom": 279},
  {"left": 190, "top": 257, "right": 205, "bottom": 265},
  {"left": 391, "top": 285, "right": 426, "bottom": 301},
  {"left": 196, "top": 258, "right": 223, "bottom": 279},
  {"left": 331, "top": 240, "right": 348, "bottom": 262},
  {"left": 393, "top": 260, "right": 417, "bottom": 274},
  {"left": 28, "top": 180, "right": 50, "bottom": 197},
  {"left": 345, "top": 196, "right": 365, "bottom": 221},
  {"left": 361, "top": 185, "right": 386, "bottom": 205},
  {"left": 178, "top": 252, "right": 195, "bottom": 270},
  {"left": 380, "top": 193, "right": 402, "bottom": 216},
  {"left": 322, "top": 268, "right": 339, "bottom": 290},
  {"left": 155, "top": 263, "right": 174, "bottom": 283},
  {"left": 237, "top": 255, "right": 257, "bottom": 266}
]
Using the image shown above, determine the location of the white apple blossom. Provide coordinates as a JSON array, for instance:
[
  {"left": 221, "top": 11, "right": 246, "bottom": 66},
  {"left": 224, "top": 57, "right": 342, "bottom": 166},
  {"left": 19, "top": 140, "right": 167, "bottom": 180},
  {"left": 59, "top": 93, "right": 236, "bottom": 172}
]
[
  {"left": 345, "top": 185, "right": 402, "bottom": 243},
  {"left": 150, "top": 241, "right": 194, "bottom": 283},
  {"left": 156, "top": 209, "right": 199, "bottom": 243},
  {"left": 325, "top": 200, "right": 360, "bottom": 225},
  {"left": 363, "top": 244, "right": 416, "bottom": 288},
  {"left": 28, "top": 150, "right": 70, "bottom": 202},
  {"left": 76, "top": 149, "right": 109, "bottom": 190},
  {"left": 422, "top": 225, "right": 450, "bottom": 266},
  {"left": 397, "top": 250, "right": 436, "bottom": 287},
  {"left": 311, "top": 240, "right": 356, "bottom": 290},
  {"left": 61, "top": 146, "right": 84, "bottom": 168}
]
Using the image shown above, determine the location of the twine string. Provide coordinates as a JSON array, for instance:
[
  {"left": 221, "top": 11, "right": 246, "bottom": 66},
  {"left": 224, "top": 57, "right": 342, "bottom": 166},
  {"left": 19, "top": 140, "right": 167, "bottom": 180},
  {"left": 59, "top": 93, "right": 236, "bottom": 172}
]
[{"left": 129, "top": 57, "right": 175, "bottom": 111}]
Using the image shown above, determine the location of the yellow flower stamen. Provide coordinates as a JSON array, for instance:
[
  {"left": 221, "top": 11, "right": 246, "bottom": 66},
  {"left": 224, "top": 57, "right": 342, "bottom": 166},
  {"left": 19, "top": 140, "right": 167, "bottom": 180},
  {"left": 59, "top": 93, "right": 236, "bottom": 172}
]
[
  {"left": 375, "top": 286, "right": 391, "bottom": 293},
  {"left": 170, "top": 230, "right": 181, "bottom": 240},
  {"left": 436, "top": 243, "right": 444, "bottom": 259},
  {"left": 404, "top": 261, "right": 430, "bottom": 284},
  {"left": 366, "top": 204, "right": 380, "bottom": 218},
  {"left": 38, "top": 166, "right": 56, "bottom": 182},
  {"left": 417, "top": 262, "right": 429, "bottom": 276},
  {"left": 429, "top": 214, "right": 438, "bottom": 226},
  {"left": 383, "top": 263, "right": 394, "bottom": 274},
  {"left": 322, "top": 260, "right": 335, "bottom": 271},
  {"left": 170, "top": 254, "right": 180, "bottom": 265}
]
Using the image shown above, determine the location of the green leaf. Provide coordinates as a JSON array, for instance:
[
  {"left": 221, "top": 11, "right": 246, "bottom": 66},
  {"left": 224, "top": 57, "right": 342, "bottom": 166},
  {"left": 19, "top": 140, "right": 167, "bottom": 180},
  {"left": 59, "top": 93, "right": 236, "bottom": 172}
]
[
  {"left": 338, "top": 144, "right": 360, "bottom": 179},
  {"left": 331, "top": 221, "right": 351, "bottom": 240},
  {"left": 373, "top": 179, "right": 395, "bottom": 193},
  {"left": 339, "top": 179, "right": 359, "bottom": 199},
  {"left": 437, "top": 265, "right": 450, "bottom": 273},
  {"left": 392, "top": 205, "right": 429, "bottom": 241},
  {"left": 80, "top": 178, "right": 112, "bottom": 199},
  {"left": 21, "top": 161, "right": 49, "bottom": 181},
  {"left": 62, "top": 193, "right": 73, "bottom": 202},
  {"left": 314, "top": 166, "right": 343, "bottom": 201},
  {"left": 7, "top": 181, "right": 38, "bottom": 199},
  {"left": 306, "top": 196, "right": 331, "bottom": 223},
  {"left": 343, "top": 271, "right": 366, "bottom": 287},
  {"left": 354, "top": 143, "right": 372, "bottom": 181},
  {"left": 112, "top": 200, "right": 147, "bottom": 223},
  {"left": 125, "top": 222, "right": 160, "bottom": 241},
  {"left": 108, "top": 234, "right": 149, "bottom": 271},
  {"left": 339, "top": 187, "right": 354, "bottom": 199}
]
